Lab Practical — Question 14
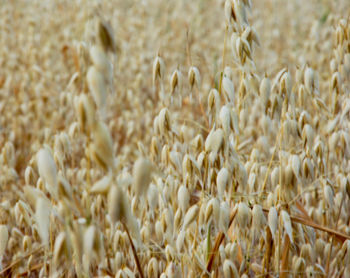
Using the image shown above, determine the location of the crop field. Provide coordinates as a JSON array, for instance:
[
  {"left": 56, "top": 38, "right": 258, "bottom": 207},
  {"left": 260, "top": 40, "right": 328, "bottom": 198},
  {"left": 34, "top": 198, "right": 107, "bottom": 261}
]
[{"left": 0, "top": 0, "right": 350, "bottom": 277}]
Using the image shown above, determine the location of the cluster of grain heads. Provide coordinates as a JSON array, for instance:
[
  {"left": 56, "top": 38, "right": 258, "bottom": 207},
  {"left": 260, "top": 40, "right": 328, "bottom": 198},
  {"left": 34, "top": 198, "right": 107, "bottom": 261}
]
[
  {"left": 1, "top": 0, "right": 350, "bottom": 277},
  {"left": 226, "top": 0, "right": 258, "bottom": 67}
]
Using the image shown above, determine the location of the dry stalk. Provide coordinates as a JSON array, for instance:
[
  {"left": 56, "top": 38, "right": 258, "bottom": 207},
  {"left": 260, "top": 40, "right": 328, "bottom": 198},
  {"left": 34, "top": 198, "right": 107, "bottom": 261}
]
[
  {"left": 262, "top": 208, "right": 350, "bottom": 242},
  {"left": 280, "top": 233, "right": 290, "bottom": 278},
  {"left": 0, "top": 246, "right": 44, "bottom": 276},
  {"left": 262, "top": 226, "right": 273, "bottom": 278},
  {"left": 204, "top": 207, "right": 238, "bottom": 275},
  {"left": 121, "top": 221, "right": 144, "bottom": 278}
]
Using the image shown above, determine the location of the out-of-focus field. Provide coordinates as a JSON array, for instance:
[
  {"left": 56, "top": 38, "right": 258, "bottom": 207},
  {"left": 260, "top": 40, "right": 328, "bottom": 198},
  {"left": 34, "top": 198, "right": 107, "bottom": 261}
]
[{"left": 0, "top": 0, "right": 350, "bottom": 277}]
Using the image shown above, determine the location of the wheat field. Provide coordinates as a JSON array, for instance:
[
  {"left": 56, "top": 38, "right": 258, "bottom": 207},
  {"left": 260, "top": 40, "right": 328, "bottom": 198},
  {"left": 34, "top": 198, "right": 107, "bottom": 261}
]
[{"left": 1, "top": 0, "right": 350, "bottom": 277}]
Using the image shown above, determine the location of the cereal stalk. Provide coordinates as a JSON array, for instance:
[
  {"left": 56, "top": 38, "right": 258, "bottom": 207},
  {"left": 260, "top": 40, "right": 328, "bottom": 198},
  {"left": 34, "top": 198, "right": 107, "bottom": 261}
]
[{"left": 121, "top": 221, "right": 144, "bottom": 278}]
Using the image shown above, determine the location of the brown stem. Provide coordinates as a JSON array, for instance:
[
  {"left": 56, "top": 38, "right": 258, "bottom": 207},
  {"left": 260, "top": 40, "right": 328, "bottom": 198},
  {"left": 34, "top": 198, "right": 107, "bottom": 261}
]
[
  {"left": 263, "top": 227, "right": 273, "bottom": 278},
  {"left": 18, "top": 262, "right": 45, "bottom": 277},
  {"left": 280, "top": 234, "right": 290, "bottom": 278},
  {"left": 122, "top": 221, "right": 144, "bottom": 278},
  {"left": 205, "top": 207, "right": 238, "bottom": 275},
  {"left": 0, "top": 246, "right": 43, "bottom": 276},
  {"left": 262, "top": 208, "right": 350, "bottom": 242}
]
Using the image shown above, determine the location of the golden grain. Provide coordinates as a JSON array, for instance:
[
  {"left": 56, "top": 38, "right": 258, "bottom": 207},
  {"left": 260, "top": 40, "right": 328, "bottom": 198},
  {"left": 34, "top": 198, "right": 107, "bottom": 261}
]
[{"left": 1, "top": 0, "right": 350, "bottom": 276}]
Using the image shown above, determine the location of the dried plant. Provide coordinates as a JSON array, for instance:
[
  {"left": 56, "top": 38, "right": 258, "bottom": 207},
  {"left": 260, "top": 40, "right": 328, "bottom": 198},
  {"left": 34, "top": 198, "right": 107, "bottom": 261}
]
[{"left": 1, "top": 0, "right": 350, "bottom": 277}]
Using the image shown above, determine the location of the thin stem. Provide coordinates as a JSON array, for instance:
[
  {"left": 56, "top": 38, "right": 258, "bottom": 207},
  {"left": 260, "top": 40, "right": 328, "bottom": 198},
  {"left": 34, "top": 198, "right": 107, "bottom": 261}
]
[
  {"left": 325, "top": 192, "right": 345, "bottom": 275},
  {"left": 121, "top": 221, "right": 144, "bottom": 278},
  {"left": 261, "top": 208, "right": 350, "bottom": 242},
  {"left": 0, "top": 245, "right": 44, "bottom": 276},
  {"left": 280, "top": 233, "right": 290, "bottom": 278},
  {"left": 205, "top": 207, "right": 238, "bottom": 274}
]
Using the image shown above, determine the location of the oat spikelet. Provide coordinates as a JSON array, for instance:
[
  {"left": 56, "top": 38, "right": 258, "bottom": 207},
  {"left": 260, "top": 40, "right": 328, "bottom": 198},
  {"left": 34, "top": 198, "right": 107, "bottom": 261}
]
[
  {"left": 222, "top": 76, "right": 235, "bottom": 104},
  {"left": 37, "top": 148, "right": 58, "bottom": 199},
  {"left": 83, "top": 225, "right": 96, "bottom": 274},
  {"left": 98, "top": 20, "right": 116, "bottom": 53},
  {"left": 236, "top": 202, "right": 251, "bottom": 229},
  {"left": 178, "top": 185, "right": 190, "bottom": 214},
  {"left": 35, "top": 197, "right": 51, "bottom": 247},
  {"left": 252, "top": 204, "right": 266, "bottom": 233},
  {"left": 219, "top": 201, "right": 230, "bottom": 233},
  {"left": 223, "top": 259, "right": 239, "bottom": 278},
  {"left": 153, "top": 55, "right": 165, "bottom": 86},
  {"left": 205, "top": 128, "right": 224, "bottom": 154},
  {"left": 324, "top": 185, "right": 335, "bottom": 209},
  {"left": 90, "top": 174, "right": 112, "bottom": 194},
  {"left": 268, "top": 206, "right": 278, "bottom": 240},
  {"left": 133, "top": 157, "right": 153, "bottom": 197},
  {"left": 90, "top": 45, "right": 112, "bottom": 78},
  {"left": 217, "top": 167, "right": 229, "bottom": 199},
  {"left": 170, "top": 69, "right": 183, "bottom": 95},
  {"left": 87, "top": 66, "right": 107, "bottom": 113},
  {"left": 91, "top": 120, "right": 115, "bottom": 171},
  {"left": 74, "top": 94, "right": 96, "bottom": 135},
  {"left": 188, "top": 66, "right": 201, "bottom": 90},
  {"left": 53, "top": 232, "right": 68, "bottom": 267},
  {"left": 183, "top": 204, "right": 199, "bottom": 230},
  {"left": 281, "top": 210, "right": 293, "bottom": 244},
  {"left": 108, "top": 186, "right": 130, "bottom": 224}
]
